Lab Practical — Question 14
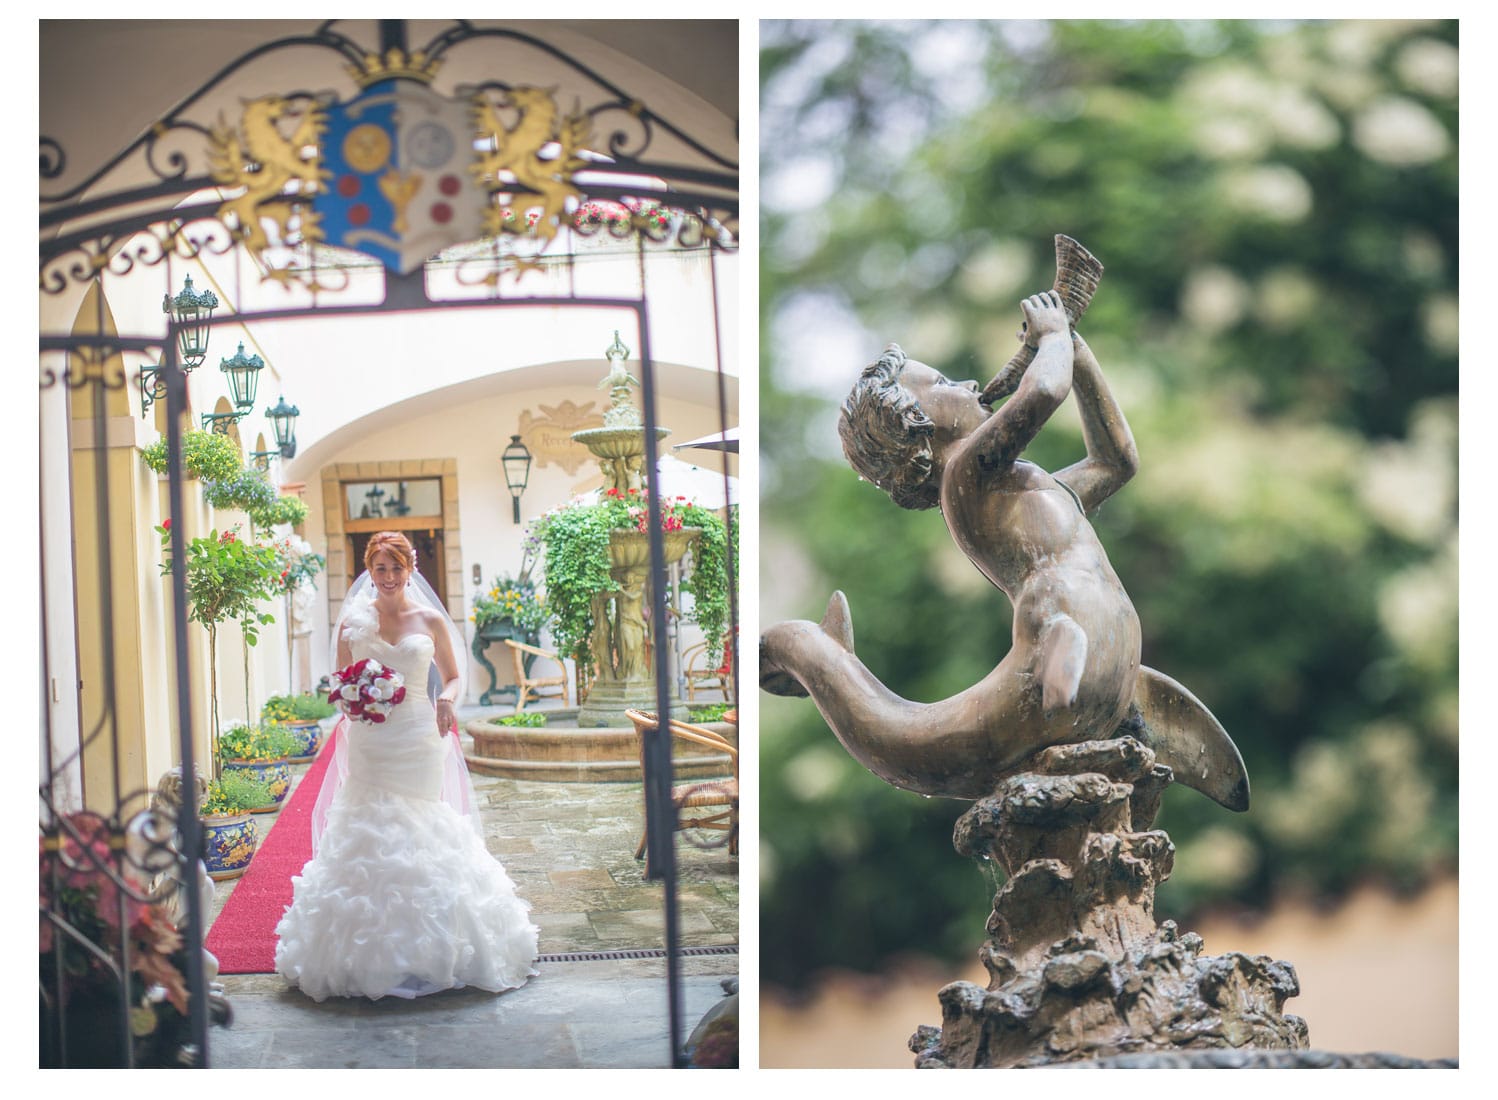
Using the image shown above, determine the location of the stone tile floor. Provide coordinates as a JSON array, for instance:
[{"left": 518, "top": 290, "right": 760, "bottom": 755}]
[{"left": 206, "top": 698, "right": 739, "bottom": 1069}]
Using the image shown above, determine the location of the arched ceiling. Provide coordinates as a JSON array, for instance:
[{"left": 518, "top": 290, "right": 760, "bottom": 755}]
[{"left": 286, "top": 356, "right": 737, "bottom": 480}]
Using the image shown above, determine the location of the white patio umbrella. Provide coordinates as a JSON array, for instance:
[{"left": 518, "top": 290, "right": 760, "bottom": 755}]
[
  {"left": 671, "top": 426, "right": 739, "bottom": 454},
  {"left": 651, "top": 454, "right": 738, "bottom": 509}
]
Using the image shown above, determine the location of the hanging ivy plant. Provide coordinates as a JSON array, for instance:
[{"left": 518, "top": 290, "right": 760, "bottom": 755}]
[
  {"left": 677, "top": 502, "right": 737, "bottom": 665},
  {"left": 250, "top": 494, "right": 309, "bottom": 529},
  {"left": 530, "top": 504, "right": 618, "bottom": 665},
  {"left": 139, "top": 430, "right": 241, "bottom": 482},
  {"left": 529, "top": 492, "right": 738, "bottom": 667},
  {"left": 202, "top": 467, "right": 278, "bottom": 514}
]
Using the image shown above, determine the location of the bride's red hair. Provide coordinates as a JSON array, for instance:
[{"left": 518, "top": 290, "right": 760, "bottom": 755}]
[{"left": 365, "top": 531, "right": 416, "bottom": 573}]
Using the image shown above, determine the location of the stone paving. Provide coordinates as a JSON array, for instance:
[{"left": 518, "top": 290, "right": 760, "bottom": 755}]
[{"left": 205, "top": 699, "right": 738, "bottom": 1069}]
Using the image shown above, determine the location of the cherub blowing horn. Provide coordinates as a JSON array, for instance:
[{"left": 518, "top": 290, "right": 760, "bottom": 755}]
[
  {"left": 763, "top": 238, "right": 1248, "bottom": 811},
  {"left": 981, "top": 234, "right": 1104, "bottom": 407}
]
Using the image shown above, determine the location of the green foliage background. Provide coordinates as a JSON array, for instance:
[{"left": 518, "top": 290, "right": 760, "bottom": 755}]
[{"left": 759, "top": 20, "right": 1458, "bottom": 991}]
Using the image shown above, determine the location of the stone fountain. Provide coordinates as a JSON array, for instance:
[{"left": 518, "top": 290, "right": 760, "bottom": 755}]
[
  {"left": 569, "top": 331, "right": 701, "bottom": 728},
  {"left": 465, "top": 332, "right": 724, "bottom": 779}
]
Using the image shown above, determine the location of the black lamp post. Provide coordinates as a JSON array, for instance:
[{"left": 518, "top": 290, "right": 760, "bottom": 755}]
[
  {"left": 502, "top": 435, "right": 532, "bottom": 524},
  {"left": 202, "top": 342, "right": 265, "bottom": 433},
  {"left": 266, "top": 395, "right": 300, "bottom": 459}
]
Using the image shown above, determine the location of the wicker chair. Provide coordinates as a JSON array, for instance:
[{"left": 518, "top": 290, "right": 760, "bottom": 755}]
[
  {"left": 682, "top": 635, "right": 734, "bottom": 701},
  {"left": 503, "top": 638, "right": 571, "bottom": 716},
  {"left": 624, "top": 709, "right": 738, "bottom": 876}
]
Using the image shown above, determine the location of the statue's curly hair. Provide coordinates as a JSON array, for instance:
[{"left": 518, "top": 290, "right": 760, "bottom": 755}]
[{"left": 837, "top": 343, "right": 940, "bottom": 511}]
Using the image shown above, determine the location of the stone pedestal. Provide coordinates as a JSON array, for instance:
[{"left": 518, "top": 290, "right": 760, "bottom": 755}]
[{"left": 910, "top": 736, "right": 1308, "bottom": 1068}]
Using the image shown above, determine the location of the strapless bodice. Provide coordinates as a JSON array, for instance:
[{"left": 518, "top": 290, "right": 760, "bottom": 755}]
[{"left": 351, "top": 632, "right": 435, "bottom": 693}]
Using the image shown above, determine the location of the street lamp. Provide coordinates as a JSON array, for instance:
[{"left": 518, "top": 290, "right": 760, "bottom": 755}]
[
  {"left": 202, "top": 342, "right": 264, "bottom": 433},
  {"left": 162, "top": 274, "right": 218, "bottom": 371},
  {"left": 266, "top": 395, "right": 300, "bottom": 459},
  {"left": 144, "top": 275, "right": 219, "bottom": 418},
  {"left": 502, "top": 435, "right": 532, "bottom": 524}
]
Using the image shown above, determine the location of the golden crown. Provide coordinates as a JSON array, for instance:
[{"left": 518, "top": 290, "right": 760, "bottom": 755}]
[{"left": 347, "top": 48, "right": 443, "bottom": 88}]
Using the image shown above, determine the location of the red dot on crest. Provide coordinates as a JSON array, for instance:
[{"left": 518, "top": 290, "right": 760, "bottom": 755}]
[
  {"left": 439, "top": 175, "right": 461, "bottom": 196},
  {"left": 349, "top": 204, "right": 371, "bottom": 227},
  {"left": 431, "top": 203, "right": 453, "bottom": 224},
  {"left": 337, "top": 174, "right": 360, "bottom": 198}
]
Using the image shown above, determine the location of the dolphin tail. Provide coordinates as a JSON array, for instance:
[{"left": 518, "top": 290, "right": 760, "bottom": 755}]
[
  {"left": 761, "top": 591, "right": 857, "bottom": 698},
  {"left": 820, "top": 590, "right": 855, "bottom": 653},
  {"left": 1129, "top": 665, "right": 1250, "bottom": 812}
]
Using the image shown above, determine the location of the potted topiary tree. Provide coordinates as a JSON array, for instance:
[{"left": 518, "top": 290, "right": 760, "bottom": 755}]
[{"left": 156, "top": 523, "right": 280, "bottom": 777}]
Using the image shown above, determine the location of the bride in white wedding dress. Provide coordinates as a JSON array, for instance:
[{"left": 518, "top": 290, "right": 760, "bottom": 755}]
[{"left": 275, "top": 532, "right": 538, "bottom": 1002}]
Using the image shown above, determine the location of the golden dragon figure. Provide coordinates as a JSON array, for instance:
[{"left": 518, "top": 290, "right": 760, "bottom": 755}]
[
  {"left": 209, "top": 96, "right": 329, "bottom": 257},
  {"left": 470, "top": 86, "right": 593, "bottom": 241}
]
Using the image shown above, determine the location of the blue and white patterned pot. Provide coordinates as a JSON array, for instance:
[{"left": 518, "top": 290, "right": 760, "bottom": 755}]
[
  {"left": 275, "top": 719, "right": 324, "bottom": 764},
  {"left": 222, "top": 758, "right": 292, "bottom": 813},
  {"left": 201, "top": 812, "right": 258, "bottom": 881}
]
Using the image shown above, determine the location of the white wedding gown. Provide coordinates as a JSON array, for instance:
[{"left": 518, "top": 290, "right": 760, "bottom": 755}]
[{"left": 274, "top": 631, "right": 539, "bottom": 1002}]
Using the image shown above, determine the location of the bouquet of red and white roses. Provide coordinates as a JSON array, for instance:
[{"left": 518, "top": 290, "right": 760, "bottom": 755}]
[{"left": 328, "top": 658, "right": 407, "bottom": 723}]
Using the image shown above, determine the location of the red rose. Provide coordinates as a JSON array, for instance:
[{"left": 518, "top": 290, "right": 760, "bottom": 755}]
[{"left": 162, "top": 518, "right": 172, "bottom": 530}]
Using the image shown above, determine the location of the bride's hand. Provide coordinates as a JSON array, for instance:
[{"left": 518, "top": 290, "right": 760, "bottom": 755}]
[{"left": 435, "top": 698, "right": 457, "bottom": 737}]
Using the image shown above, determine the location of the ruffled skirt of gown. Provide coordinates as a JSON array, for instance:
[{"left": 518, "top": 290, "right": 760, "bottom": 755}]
[{"left": 274, "top": 692, "right": 538, "bottom": 1002}]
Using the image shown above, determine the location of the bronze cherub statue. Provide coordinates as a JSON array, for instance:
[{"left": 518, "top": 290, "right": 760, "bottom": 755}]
[
  {"left": 762, "top": 237, "right": 1316, "bottom": 1067},
  {"left": 762, "top": 237, "right": 1247, "bottom": 810}
]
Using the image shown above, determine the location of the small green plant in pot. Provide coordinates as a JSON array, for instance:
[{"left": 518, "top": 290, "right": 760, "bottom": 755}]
[
  {"left": 217, "top": 724, "right": 300, "bottom": 812},
  {"left": 198, "top": 771, "right": 271, "bottom": 881},
  {"left": 262, "top": 691, "right": 337, "bottom": 761}
]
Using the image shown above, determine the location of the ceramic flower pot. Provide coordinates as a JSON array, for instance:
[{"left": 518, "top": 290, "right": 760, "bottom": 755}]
[
  {"left": 200, "top": 812, "right": 258, "bottom": 880},
  {"left": 221, "top": 758, "right": 292, "bottom": 813},
  {"left": 275, "top": 719, "right": 323, "bottom": 763}
]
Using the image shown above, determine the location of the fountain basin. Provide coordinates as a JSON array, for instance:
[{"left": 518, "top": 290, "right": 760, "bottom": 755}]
[{"left": 465, "top": 711, "right": 735, "bottom": 782}]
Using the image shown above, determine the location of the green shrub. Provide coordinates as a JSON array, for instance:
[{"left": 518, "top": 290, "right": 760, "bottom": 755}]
[
  {"left": 495, "top": 713, "right": 548, "bottom": 727},
  {"left": 139, "top": 429, "right": 242, "bottom": 482},
  {"left": 217, "top": 723, "right": 302, "bottom": 762},
  {"left": 252, "top": 495, "right": 309, "bottom": 529},
  {"left": 200, "top": 771, "right": 272, "bottom": 815},
  {"left": 262, "top": 692, "right": 336, "bottom": 723},
  {"left": 203, "top": 467, "right": 277, "bottom": 513},
  {"left": 688, "top": 703, "right": 734, "bottom": 724}
]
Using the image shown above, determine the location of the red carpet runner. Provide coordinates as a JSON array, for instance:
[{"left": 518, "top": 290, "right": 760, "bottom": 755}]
[{"left": 203, "top": 742, "right": 333, "bottom": 974}]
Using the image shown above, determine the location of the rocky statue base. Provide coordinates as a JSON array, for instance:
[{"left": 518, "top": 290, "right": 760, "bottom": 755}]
[{"left": 909, "top": 736, "right": 1308, "bottom": 1068}]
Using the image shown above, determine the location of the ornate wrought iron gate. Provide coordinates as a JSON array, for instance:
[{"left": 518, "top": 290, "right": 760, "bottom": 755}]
[{"left": 40, "top": 19, "right": 737, "bottom": 1068}]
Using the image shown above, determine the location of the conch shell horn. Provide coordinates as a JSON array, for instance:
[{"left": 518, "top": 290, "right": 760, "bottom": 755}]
[{"left": 981, "top": 234, "right": 1104, "bottom": 406}]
